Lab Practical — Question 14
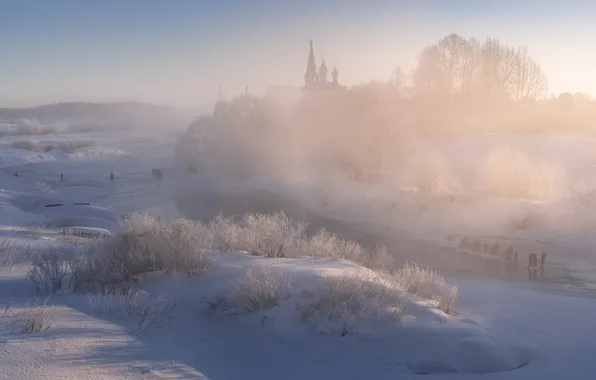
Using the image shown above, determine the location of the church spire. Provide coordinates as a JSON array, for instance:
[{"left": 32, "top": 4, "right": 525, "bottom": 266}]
[
  {"left": 319, "top": 59, "right": 328, "bottom": 83},
  {"left": 217, "top": 84, "right": 226, "bottom": 102},
  {"left": 304, "top": 40, "right": 317, "bottom": 87}
]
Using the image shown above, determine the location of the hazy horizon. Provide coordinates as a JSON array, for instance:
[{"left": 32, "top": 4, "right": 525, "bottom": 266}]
[{"left": 2, "top": 0, "right": 596, "bottom": 107}]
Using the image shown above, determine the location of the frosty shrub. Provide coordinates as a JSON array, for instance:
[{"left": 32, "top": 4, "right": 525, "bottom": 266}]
[
  {"left": 209, "top": 213, "right": 244, "bottom": 251},
  {"left": 15, "top": 119, "right": 55, "bottom": 136},
  {"left": 209, "top": 267, "right": 291, "bottom": 315},
  {"left": 57, "top": 139, "right": 94, "bottom": 153},
  {"left": 297, "top": 229, "right": 367, "bottom": 262},
  {"left": 298, "top": 229, "right": 342, "bottom": 258},
  {"left": 28, "top": 248, "right": 71, "bottom": 294},
  {"left": 242, "top": 212, "right": 306, "bottom": 258},
  {"left": 71, "top": 213, "right": 214, "bottom": 291},
  {"left": 10, "top": 139, "right": 39, "bottom": 151},
  {"left": 0, "top": 241, "right": 34, "bottom": 271},
  {"left": 410, "top": 152, "right": 461, "bottom": 198},
  {"left": 298, "top": 230, "right": 396, "bottom": 272},
  {"left": 296, "top": 271, "right": 407, "bottom": 336},
  {"left": 573, "top": 180, "right": 596, "bottom": 204},
  {"left": 478, "top": 145, "right": 566, "bottom": 201},
  {"left": 396, "top": 262, "right": 457, "bottom": 314},
  {"left": 89, "top": 288, "right": 175, "bottom": 331}
]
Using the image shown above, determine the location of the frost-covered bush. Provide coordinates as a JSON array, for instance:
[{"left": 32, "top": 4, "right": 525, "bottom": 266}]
[
  {"left": 396, "top": 262, "right": 457, "bottom": 314},
  {"left": 28, "top": 249, "right": 70, "bottom": 294},
  {"left": 10, "top": 139, "right": 39, "bottom": 151},
  {"left": 242, "top": 212, "right": 306, "bottom": 258},
  {"left": 57, "top": 139, "right": 94, "bottom": 153},
  {"left": 296, "top": 271, "right": 407, "bottom": 335},
  {"left": 89, "top": 289, "right": 175, "bottom": 331},
  {"left": 478, "top": 146, "right": 566, "bottom": 201},
  {"left": 208, "top": 267, "right": 291, "bottom": 315},
  {"left": 71, "top": 213, "right": 214, "bottom": 291},
  {"left": 409, "top": 152, "right": 461, "bottom": 197},
  {"left": 14, "top": 119, "right": 56, "bottom": 135}
]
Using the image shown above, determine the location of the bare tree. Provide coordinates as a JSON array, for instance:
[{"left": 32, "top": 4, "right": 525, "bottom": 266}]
[
  {"left": 476, "top": 38, "right": 518, "bottom": 99},
  {"left": 460, "top": 38, "right": 481, "bottom": 97},
  {"left": 389, "top": 65, "right": 406, "bottom": 96},
  {"left": 437, "top": 33, "right": 467, "bottom": 97},
  {"left": 511, "top": 46, "right": 548, "bottom": 100},
  {"left": 412, "top": 45, "right": 447, "bottom": 96}
]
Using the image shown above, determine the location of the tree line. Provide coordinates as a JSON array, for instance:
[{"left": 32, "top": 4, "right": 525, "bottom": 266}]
[{"left": 391, "top": 33, "right": 549, "bottom": 102}]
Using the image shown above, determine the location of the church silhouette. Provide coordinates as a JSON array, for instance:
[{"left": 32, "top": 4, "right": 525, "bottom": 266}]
[{"left": 303, "top": 40, "right": 345, "bottom": 91}]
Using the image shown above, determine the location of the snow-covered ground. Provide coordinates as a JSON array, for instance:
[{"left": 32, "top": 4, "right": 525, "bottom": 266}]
[{"left": 0, "top": 123, "right": 595, "bottom": 379}]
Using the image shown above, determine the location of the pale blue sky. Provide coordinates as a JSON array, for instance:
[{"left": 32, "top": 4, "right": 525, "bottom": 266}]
[{"left": 0, "top": 1, "right": 595, "bottom": 107}]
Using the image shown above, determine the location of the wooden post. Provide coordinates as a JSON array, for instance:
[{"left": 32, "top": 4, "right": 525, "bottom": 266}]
[
  {"left": 528, "top": 253, "right": 538, "bottom": 280},
  {"left": 60, "top": 173, "right": 64, "bottom": 181},
  {"left": 540, "top": 252, "right": 546, "bottom": 277},
  {"left": 110, "top": 172, "right": 114, "bottom": 181},
  {"left": 505, "top": 250, "right": 512, "bottom": 272}
]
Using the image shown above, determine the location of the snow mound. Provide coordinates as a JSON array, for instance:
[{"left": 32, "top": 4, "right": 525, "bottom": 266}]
[
  {"left": 136, "top": 252, "right": 533, "bottom": 375},
  {"left": 60, "top": 226, "right": 112, "bottom": 238},
  {"left": 11, "top": 195, "right": 120, "bottom": 231}
]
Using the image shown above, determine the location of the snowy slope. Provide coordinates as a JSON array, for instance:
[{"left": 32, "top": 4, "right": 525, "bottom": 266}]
[
  {"left": 1, "top": 249, "right": 595, "bottom": 379},
  {"left": 0, "top": 124, "right": 595, "bottom": 379}
]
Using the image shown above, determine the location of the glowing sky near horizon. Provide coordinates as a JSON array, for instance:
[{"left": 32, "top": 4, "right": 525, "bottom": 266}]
[{"left": 1, "top": 0, "right": 595, "bottom": 107}]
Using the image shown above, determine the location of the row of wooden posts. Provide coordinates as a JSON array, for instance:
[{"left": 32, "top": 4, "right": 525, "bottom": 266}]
[
  {"left": 11, "top": 165, "right": 199, "bottom": 181},
  {"left": 12, "top": 170, "right": 161, "bottom": 182},
  {"left": 449, "top": 235, "right": 547, "bottom": 281}
]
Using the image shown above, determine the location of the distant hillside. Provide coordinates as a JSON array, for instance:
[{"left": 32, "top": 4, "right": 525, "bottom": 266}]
[{"left": 0, "top": 102, "right": 212, "bottom": 129}]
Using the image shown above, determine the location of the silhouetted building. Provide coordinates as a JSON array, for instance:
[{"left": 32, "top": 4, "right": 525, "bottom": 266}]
[{"left": 303, "top": 40, "right": 345, "bottom": 91}]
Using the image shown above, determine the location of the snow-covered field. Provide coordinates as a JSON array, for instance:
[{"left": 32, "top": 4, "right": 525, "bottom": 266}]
[{"left": 0, "top": 121, "right": 595, "bottom": 379}]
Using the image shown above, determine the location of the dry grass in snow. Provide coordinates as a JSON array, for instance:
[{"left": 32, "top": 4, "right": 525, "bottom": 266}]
[
  {"left": 0, "top": 299, "right": 58, "bottom": 333},
  {"left": 0, "top": 241, "right": 34, "bottom": 271},
  {"left": 89, "top": 289, "right": 175, "bottom": 331}
]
